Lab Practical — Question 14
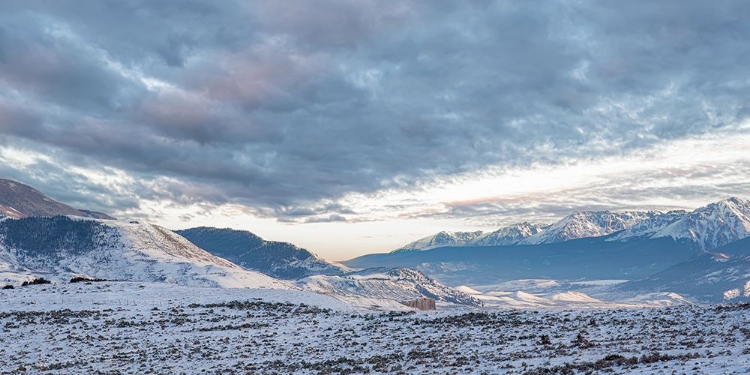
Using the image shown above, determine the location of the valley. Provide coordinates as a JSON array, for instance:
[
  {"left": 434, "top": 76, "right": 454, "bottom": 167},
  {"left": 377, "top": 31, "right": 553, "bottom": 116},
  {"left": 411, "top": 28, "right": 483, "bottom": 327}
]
[
  {"left": 3, "top": 2, "right": 749, "bottom": 373},
  {"left": 1, "top": 178, "right": 750, "bottom": 374}
]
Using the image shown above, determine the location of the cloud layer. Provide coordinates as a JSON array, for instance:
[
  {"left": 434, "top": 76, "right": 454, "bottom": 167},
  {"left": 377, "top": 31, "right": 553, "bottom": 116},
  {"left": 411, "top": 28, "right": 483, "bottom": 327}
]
[{"left": 1, "top": 0, "right": 749, "bottom": 224}]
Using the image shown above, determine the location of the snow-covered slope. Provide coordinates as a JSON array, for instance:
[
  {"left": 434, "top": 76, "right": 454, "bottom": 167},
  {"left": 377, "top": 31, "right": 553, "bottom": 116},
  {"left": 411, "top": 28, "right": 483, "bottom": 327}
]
[
  {"left": 392, "top": 230, "right": 484, "bottom": 252},
  {"left": 176, "top": 227, "right": 346, "bottom": 279},
  {"left": 622, "top": 197, "right": 750, "bottom": 251},
  {"left": 617, "top": 236, "right": 750, "bottom": 302},
  {"left": 0, "top": 216, "right": 289, "bottom": 289},
  {"left": 468, "top": 222, "right": 545, "bottom": 246},
  {"left": 608, "top": 210, "right": 688, "bottom": 241},
  {"left": 298, "top": 267, "right": 480, "bottom": 306},
  {"left": 521, "top": 211, "right": 659, "bottom": 245},
  {"left": 0, "top": 216, "right": 478, "bottom": 308}
]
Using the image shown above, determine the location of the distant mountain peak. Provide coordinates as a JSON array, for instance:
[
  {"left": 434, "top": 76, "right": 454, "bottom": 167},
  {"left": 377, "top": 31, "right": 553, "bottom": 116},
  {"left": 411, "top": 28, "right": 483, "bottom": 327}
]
[
  {"left": 720, "top": 196, "right": 749, "bottom": 206},
  {"left": 648, "top": 197, "right": 750, "bottom": 251},
  {"left": 469, "top": 222, "right": 546, "bottom": 247},
  {"left": 392, "top": 230, "right": 485, "bottom": 252},
  {"left": 0, "top": 178, "right": 115, "bottom": 219},
  {"left": 609, "top": 210, "right": 688, "bottom": 241},
  {"left": 521, "top": 210, "right": 659, "bottom": 245}
]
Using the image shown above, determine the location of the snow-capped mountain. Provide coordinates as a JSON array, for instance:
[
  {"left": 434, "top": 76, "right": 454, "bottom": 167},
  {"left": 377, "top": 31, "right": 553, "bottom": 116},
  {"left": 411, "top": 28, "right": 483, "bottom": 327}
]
[
  {"left": 618, "top": 197, "right": 750, "bottom": 252},
  {"left": 0, "top": 216, "right": 289, "bottom": 289},
  {"left": 0, "top": 178, "right": 115, "bottom": 219},
  {"left": 520, "top": 210, "right": 659, "bottom": 245},
  {"left": 176, "top": 227, "right": 346, "bottom": 279},
  {"left": 608, "top": 210, "right": 688, "bottom": 241},
  {"left": 355, "top": 198, "right": 750, "bottom": 286},
  {"left": 391, "top": 211, "right": 665, "bottom": 251},
  {"left": 617, "top": 236, "right": 750, "bottom": 302},
  {"left": 469, "top": 222, "right": 546, "bottom": 246},
  {"left": 392, "top": 230, "right": 484, "bottom": 252},
  {"left": 299, "top": 267, "right": 480, "bottom": 306},
  {"left": 392, "top": 198, "right": 750, "bottom": 254}
]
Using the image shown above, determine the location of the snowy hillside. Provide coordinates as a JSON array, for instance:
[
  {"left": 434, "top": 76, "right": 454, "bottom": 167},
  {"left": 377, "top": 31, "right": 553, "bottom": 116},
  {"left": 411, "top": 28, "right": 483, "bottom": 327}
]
[
  {"left": 299, "top": 267, "right": 480, "bottom": 306},
  {"left": 617, "top": 236, "right": 750, "bottom": 302},
  {"left": 0, "top": 216, "right": 289, "bottom": 289},
  {"left": 608, "top": 210, "right": 688, "bottom": 241},
  {"left": 392, "top": 230, "right": 484, "bottom": 252},
  {"left": 2, "top": 282, "right": 748, "bottom": 374},
  {"left": 176, "top": 227, "right": 346, "bottom": 279},
  {"left": 521, "top": 210, "right": 659, "bottom": 245},
  {"left": 0, "top": 216, "right": 479, "bottom": 308},
  {"left": 468, "top": 222, "right": 545, "bottom": 246}
]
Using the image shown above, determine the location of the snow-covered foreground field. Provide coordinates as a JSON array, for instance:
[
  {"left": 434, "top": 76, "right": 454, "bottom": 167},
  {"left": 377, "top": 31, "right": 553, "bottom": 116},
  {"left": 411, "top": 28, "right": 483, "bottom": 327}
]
[{"left": 2, "top": 283, "right": 750, "bottom": 374}]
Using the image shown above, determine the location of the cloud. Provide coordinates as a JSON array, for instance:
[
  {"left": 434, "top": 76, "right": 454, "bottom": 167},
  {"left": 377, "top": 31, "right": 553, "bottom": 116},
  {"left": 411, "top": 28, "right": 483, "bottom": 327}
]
[
  {"left": 0, "top": 0, "right": 749, "bottom": 223},
  {"left": 304, "top": 214, "right": 349, "bottom": 224}
]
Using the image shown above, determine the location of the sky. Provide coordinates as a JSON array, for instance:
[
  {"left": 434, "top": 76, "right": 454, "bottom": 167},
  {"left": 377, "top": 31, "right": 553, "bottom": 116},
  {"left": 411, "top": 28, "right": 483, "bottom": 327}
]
[{"left": 1, "top": 0, "right": 749, "bottom": 260}]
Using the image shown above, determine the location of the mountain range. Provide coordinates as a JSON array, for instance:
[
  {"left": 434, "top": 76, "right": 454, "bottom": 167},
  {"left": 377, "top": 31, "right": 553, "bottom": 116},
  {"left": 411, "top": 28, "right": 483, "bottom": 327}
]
[
  {"left": 613, "top": 197, "right": 750, "bottom": 251},
  {"left": 175, "top": 227, "right": 346, "bottom": 279},
  {"left": 391, "top": 198, "right": 750, "bottom": 253},
  {"left": 0, "top": 179, "right": 478, "bottom": 307},
  {"left": 393, "top": 222, "right": 546, "bottom": 251},
  {"left": 0, "top": 215, "right": 288, "bottom": 289},
  {"left": 345, "top": 197, "right": 750, "bottom": 291},
  {"left": 390, "top": 211, "right": 668, "bottom": 252},
  {"left": 1, "top": 177, "right": 750, "bottom": 304}
]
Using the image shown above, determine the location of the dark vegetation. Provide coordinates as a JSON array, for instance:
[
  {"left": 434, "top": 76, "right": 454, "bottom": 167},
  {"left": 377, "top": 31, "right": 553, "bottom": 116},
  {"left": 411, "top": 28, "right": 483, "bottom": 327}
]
[
  {"left": 70, "top": 277, "right": 108, "bottom": 283},
  {"left": 0, "top": 216, "right": 118, "bottom": 257},
  {"left": 0, "top": 298, "right": 746, "bottom": 373},
  {"left": 21, "top": 278, "right": 51, "bottom": 286},
  {"left": 524, "top": 352, "right": 701, "bottom": 374},
  {"left": 176, "top": 227, "right": 343, "bottom": 279}
]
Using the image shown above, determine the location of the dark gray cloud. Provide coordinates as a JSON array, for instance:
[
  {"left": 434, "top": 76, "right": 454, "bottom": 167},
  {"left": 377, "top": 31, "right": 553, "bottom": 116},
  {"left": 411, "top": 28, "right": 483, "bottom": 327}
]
[{"left": 0, "top": 0, "right": 749, "bottom": 221}]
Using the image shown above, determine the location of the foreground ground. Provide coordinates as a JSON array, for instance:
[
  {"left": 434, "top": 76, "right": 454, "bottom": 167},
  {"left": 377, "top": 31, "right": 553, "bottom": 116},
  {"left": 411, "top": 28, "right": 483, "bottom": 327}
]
[{"left": 1, "top": 283, "right": 749, "bottom": 374}]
